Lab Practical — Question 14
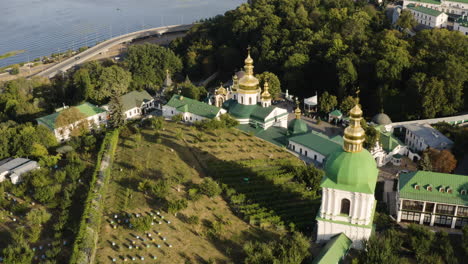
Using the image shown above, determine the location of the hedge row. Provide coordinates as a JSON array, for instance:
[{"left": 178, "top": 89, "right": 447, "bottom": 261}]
[{"left": 69, "top": 130, "right": 120, "bottom": 264}]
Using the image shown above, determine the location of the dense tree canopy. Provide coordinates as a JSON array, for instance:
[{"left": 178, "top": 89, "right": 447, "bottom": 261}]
[
  {"left": 171, "top": 0, "right": 468, "bottom": 121},
  {"left": 125, "top": 43, "right": 183, "bottom": 91}
]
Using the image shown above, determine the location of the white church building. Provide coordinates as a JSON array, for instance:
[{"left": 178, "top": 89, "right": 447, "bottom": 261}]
[
  {"left": 316, "top": 101, "right": 378, "bottom": 249},
  {"left": 212, "top": 50, "right": 288, "bottom": 130}
]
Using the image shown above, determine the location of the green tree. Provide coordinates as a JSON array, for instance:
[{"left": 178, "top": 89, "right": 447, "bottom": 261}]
[
  {"left": 360, "top": 232, "right": 400, "bottom": 264},
  {"left": 72, "top": 68, "right": 93, "bottom": 102},
  {"left": 256, "top": 72, "right": 281, "bottom": 99},
  {"left": 108, "top": 95, "right": 125, "bottom": 128},
  {"left": 179, "top": 82, "right": 207, "bottom": 101},
  {"left": 396, "top": 9, "right": 418, "bottom": 29},
  {"left": 126, "top": 43, "right": 182, "bottom": 90},
  {"left": 199, "top": 178, "right": 221, "bottom": 198},
  {"left": 319, "top": 91, "right": 338, "bottom": 113},
  {"left": 408, "top": 224, "right": 434, "bottom": 263},
  {"left": 167, "top": 199, "right": 188, "bottom": 215},
  {"left": 129, "top": 215, "right": 153, "bottom": 232},
  {"left": 10, "top": 64, "right": 20, "bottom": 75},
  {"left": 462, "top": 225, "right": 468, "bottom": 258},
  {"left": 2, "top": 228, "right": 34, "bottom": 264},
  {"left": 432, "top": 231, "right": 457, "bottom": 264},
  {"left": 340, "top": 96, "right": 358, "bottom": 115},
  {"left": 96, "top": 65, "right": 131, "bottom": 102},
  {"left": 55, "top": 107, "right": 87, "bottom": 132}
]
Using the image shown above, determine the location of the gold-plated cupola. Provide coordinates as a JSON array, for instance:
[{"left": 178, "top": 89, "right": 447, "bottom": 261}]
[{"left": 343, "top": 96, "right": 365, "bottom": 153}]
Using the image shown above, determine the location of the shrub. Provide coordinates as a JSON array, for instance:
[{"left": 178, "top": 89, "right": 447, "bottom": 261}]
[
  {"left": 171, "top": 114, "right": 183, "bottom": 122},
  {"left": 187, "top": 215, "right": 200, "bottom": 225},
  {"left": 199, "top": 178, "right": 221, "bottom": 198},
  {"left": 129, "top": 215, "right": 153, "bottom": 232},
  {"left": 167, "top": 199, "right": 188, "bottom": 215},
  {"left": 188, "top": 188, "right": 202, "bottom": 201},
  {"left": 10, "top": 65, "right": 20, "bottom": 75}
]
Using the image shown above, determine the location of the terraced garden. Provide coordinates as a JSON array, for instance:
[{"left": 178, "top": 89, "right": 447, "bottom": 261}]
[{"left": 95, "top": 120, "right": 320, "bottom": 263}]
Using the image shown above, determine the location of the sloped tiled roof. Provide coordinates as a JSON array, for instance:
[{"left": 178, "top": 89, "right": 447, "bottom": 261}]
[
  {"left": 36, "top": 102, "right": 106, "bottom": 130},
  {"left": 399, "top": 171, "right": 468, "bottom": 205},
  {"left": 166, "top": 94, "right": 221, "bottom": 119},
  {"left": 289, "top": 131, "right": 342, "bottom": 157},
  {"left": 222, "top": 99, "right": 276, "bottom": 121},
  {"left": 121, "top": 90, "right": 153, "bottom": 112}
]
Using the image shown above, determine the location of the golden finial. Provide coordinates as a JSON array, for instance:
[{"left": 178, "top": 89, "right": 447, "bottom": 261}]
[
  {"left": 244, "top": 47, "right": 254, "bottom": 74},
  {"left": 343, "top": 89, "right": 365, "bottom": 153},
  {"left": 294, "top": 97, "right": 301, "bottom": 119},
  {"left": 261, "top": 81, "right": 271, "bottom": 99}
]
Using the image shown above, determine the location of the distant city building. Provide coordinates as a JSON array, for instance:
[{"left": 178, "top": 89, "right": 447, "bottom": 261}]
[
  {"left": 36, "top": 102, "right": 107, "bottom": 142},
  {"left": 163, "top": 94, "right": 226, "bottom": 122},
  {"left": 0, "top": 158, "right": 39, "bottom": 184},
  {"left": 403, "top": 123, "right": 454, "bottom": 152},
  {"left": 397, "top": 171, "right": 468, "bottom": 229}
]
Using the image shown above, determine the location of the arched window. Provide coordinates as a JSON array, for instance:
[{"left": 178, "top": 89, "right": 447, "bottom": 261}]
[
  {"left": 340, "top": 199, "right": 351, "bottom": 215},
  {"left": 249, "top": 97, "right": 252, "bottom": 105}
]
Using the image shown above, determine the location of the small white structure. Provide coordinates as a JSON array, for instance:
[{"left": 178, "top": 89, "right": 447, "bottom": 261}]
[
  {"left": 303, "top": 94, "right": 318, "bottom": 113},
  {"left": 163, "top": 95, "right": 226, "bottom": 123},
  {"left": 404, "top": 123, "right": 453, "bottom": 152},
  {"left": 36, "top": 102, "right": 107, "bottom": 142},
  {"left": 0, "top": 158, "right": 39, "bottom": 184},
  {"left": 406, "top": 4, "right": 448, "bottom": 28}
]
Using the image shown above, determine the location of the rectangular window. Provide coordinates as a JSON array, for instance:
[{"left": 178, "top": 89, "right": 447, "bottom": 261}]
[
  {"left": 425, "top": 203, "right": 435, "bottom": 213},
  {"left": 403, "top": 200, "right": 424, "bottom": 211},
  {"left": 455, "top": 217, "right": 468, "bottom": 228},
  {"left": 434, "top": 215, "right": 452, "bottom": 226},
  {"left": 401, "top": 211, "right": 421, "bottom": 223},
  {"left": 457, "top": 207, "right": 468, "bottom": 217},
  {"left": 436, "top": 204, "right": 455, "bottom": 215}
]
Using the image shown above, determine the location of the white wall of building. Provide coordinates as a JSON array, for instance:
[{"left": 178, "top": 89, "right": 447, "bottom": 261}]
[
  {"left": 317, "top": 188, "right": 375, "bottom": 248},
  {"left": 162, "top": 105, "right": 225, "bottom": 123},
  {"left": 288, "top": 141, "right": 327, "bottom": 164},
  {"left": 404, "top": 0, "right": 468, "bottom": 16},
  {"left": 237, "top": 90, "right": 259, "bottom": 106},
  {"left": 46, "top": 112, "right": 107, "bottom": 142},
  {"left": 405, "top": 128, "right": 429, "bottom": 152},
  {"left": 408, "top": 8, "right": 448, "bottom": 27},
  {"left": 454, "top": 23, "right": 468, "bottom": 34}
]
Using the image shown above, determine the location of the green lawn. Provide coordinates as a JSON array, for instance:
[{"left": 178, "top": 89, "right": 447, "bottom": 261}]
[{"left": 96, "top": 121, "right": 319, "bottom": 263}]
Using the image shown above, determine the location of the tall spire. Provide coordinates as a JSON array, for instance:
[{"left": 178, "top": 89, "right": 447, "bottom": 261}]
[
  {"left": 294, "top": 97, "right": 302, "bottom": 119},
  {"left": 343, "top": 90, "right": 365, "bottom": 153}
]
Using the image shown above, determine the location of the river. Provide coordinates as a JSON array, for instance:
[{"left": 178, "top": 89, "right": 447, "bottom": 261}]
[{"left": 0, "top": 0, "right": 244, "bottom": 67}]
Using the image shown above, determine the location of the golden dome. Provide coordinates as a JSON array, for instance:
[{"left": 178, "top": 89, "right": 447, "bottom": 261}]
[
  {"left": 295, "top": 106, "right": 302, "bottom": 119},
  {"left": 215, "top": 84, "right": 227, "bottom": 95},
  {"left": 261, "top": 82, "right": 272, "bottom": 99},
  {"left": 343, "top": 103, "right": 365, "bottom": 153},
  {"left": 238, "top": 48, "right": 259, "bottom": 91}
]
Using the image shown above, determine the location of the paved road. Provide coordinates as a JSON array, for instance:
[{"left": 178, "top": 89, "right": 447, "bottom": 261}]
[{"left": 34, "top": 24, "right": 194, "bottom": 79}]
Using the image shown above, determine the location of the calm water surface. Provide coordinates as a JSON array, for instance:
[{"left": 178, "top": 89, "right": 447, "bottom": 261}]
[{"left": 0, "top": 0, "right": 244, "bottom": 67}]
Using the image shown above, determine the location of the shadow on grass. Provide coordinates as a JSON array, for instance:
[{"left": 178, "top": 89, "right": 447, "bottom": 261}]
[{"left": 160, "top": 133, "right": 320, "bottom": 234}]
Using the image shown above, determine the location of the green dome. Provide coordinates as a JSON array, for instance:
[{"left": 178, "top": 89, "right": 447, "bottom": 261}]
[
  {"left": 288, "top": 119, "right": 308, "bottom": 135},
  {"left": 322, "top": 148, "right": 378, "bottom": 194}
]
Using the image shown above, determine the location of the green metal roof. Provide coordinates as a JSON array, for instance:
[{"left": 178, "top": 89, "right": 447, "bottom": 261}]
[
  {"left": 288, "top": 118, "right": 308, "bottom": 135},
  {"left": 166, "top": 94, "right": 221, "bottom": 119},
  {"left": 322, "top": 149, "right": 378, "bottom": 194},
  {"left": 406, "top": 0, "right": 441, "bottom": 5},
  {"left": 121, "top": 90, "right": 153, "bottom": 112},
  {"left": 407, "top": 4, "right": 443, "bottom": 16},
  {"left": 222, "top": 99, "right": 276, "bottom": 121},
  {"left": 329, "top": 109, "right": 343, "bottom": 117},
  {"left": 399, "top": 171, "right": 468, "bottom": 206},
  {"left": 36, "top": 102, "right": 106, "bottom": 130},
  {"left": 312, "top": 233, "right": 352, "bottom": 264},
  {"left": 289, "top": 131, "right": 342, "bottom": 157},
  {"left": 376, "top": 126, "right": 404, "bottom": 152}
]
